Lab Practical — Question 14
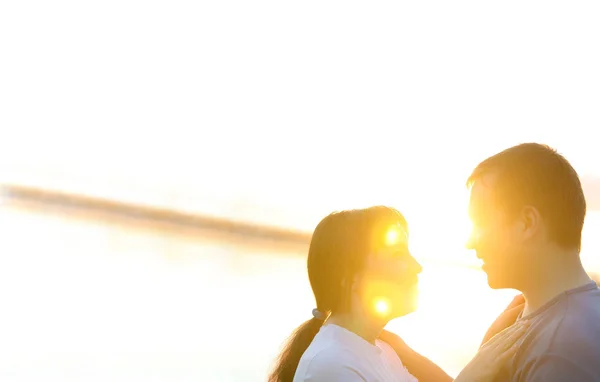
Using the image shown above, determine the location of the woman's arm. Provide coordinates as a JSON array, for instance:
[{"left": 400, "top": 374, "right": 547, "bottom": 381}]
[
  {"left": 383, "top": 319, "right": 528, "bottom": 382},
  {"left": 454, "top": 321, "right": 528, "bottom": 382},
  {"left": 379, "top": 330, "right": 453, "bottom": 382},
  {"left": 380, "top": 294, "right": 525, "bottom": 381}
]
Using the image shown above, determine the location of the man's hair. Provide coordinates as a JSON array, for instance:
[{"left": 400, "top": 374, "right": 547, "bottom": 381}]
[{"left": 467, "top": 143, "right": 586, "bottom": 250}]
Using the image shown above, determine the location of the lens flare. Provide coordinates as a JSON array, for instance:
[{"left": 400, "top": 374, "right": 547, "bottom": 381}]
[
  {"left": 374, "top": 298, "right": 390, "bottom": 315},
  {"left": 385, "top": 227, "right": 400, "bottom": 246}
]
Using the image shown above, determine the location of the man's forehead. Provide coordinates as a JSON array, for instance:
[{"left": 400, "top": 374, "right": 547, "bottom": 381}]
[{"left": 468, "top": 173, "right": 497, "bottom": 211}]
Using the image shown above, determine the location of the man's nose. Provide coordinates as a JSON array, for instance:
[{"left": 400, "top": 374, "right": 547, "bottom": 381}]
[
  {"left": 465, "top": 228, "right": 479, "bottom": 250},
  {"left": 465, "top": 235, "right": 475, "bottom": 250}
]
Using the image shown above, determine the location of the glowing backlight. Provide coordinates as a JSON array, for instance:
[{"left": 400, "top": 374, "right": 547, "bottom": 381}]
[
  {"left": 385, "top": 226, "right": 402, "bottom": 246},
  {"left": 374, "top": 298, "right": 390, "bottom": 315}
]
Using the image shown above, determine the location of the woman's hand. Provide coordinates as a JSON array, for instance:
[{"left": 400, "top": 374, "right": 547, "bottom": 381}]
[
  {"left": 480, "top": 294, "right": 525, "bottom": 345},
  {"left": 379, "top": 330, "right": 453, "bottom": 382},
  {"left": 454, "top": 320, "right": 530, "bottom": 382}
]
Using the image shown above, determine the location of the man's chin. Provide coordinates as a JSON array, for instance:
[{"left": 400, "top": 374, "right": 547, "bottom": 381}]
[{"left": 485, "top": 272, "right": 512, "bottom": 290}]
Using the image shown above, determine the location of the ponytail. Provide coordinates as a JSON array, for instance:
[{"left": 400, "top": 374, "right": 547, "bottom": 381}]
[{"left": 268, "top": 317, "right": 323, "bottom": 382}]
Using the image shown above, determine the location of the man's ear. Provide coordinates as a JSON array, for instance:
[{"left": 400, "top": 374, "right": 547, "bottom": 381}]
[{"left": 520, "top": 205, "right": 542, "bottom": 240}]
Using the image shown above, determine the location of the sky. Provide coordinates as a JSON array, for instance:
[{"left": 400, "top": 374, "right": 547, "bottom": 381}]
[
  {"left": 0, "top": 4, "right": 599, "bottom": 379},
  {"left": 1, "top": 1, "right": 599, "bottom": 231}
]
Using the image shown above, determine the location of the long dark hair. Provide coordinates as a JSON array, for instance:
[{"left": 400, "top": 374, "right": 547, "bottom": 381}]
[{"left": 268, "top": 206, "right": 408, "bottom": 382}]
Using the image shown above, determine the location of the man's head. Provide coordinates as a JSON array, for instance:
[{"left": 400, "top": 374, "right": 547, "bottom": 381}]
[{"left": 466, "top": 143, "right": 586, "bottom": 289}]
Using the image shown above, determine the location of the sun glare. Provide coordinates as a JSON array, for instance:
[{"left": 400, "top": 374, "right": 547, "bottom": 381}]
[
  {"left": 406, "top": 205, "right": 475, "bottom": 267},
  {"left": 385, "top": 226, "right": 402, "bottom": 246},
  {"left": 374, "top": 298, "right": 390, "bottom": 315}
]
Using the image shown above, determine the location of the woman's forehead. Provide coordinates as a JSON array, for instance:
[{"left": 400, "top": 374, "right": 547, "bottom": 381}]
[{"left": 383, "top": 223, "right": 408, "bottom": 246}]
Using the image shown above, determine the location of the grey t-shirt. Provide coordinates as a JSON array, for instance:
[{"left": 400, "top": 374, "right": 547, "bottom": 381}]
[{"left": 494, "top": 282, "right": 600, "bottom": 382}]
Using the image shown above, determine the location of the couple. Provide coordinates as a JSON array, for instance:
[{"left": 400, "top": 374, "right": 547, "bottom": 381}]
[{"left": 269, "top": 143, "right": 600, "bottom": 382}]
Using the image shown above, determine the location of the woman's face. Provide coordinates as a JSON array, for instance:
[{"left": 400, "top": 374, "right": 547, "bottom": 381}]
[{"left": 358, "top": 224, "right": 422, "bottom": 319}]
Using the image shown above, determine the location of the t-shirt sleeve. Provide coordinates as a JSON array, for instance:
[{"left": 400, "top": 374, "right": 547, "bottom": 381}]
[
  {"left": 522, "top": 354, "right": 597, "bottom": 382},
  {"left": 300, "top": 349, "right": 367, "bottom": 382}
]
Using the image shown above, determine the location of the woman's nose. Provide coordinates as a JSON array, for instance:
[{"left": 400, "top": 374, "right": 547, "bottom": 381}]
[{"left": 411, "top": 257, "right": 423, "bottom": 275}]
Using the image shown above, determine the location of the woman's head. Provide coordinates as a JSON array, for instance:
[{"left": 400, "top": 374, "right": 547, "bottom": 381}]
[
  {"left": 269, "top": 206, "right": 421, "bottom": 382},
  {"left": 308, "top": 205, "right": 422, "bottom": 321}
]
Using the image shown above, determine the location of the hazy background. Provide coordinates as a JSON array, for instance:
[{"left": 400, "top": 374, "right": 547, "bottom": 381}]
[{"left": 0, "top": 1, "right": 599, "bottom": 381}]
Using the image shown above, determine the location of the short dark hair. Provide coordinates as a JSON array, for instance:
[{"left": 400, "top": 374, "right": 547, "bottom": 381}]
[{"left": 467, "top": 143, "right": 586, "bottom": 250}]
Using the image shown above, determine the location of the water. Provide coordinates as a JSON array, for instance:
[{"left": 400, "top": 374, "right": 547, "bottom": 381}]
[{"left": 0, "top": 205, "right": 597, "bottom": 381}]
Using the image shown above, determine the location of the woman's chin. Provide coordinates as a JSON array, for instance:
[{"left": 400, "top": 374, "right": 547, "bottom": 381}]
[
  {"left": 394, "top": 296, "right": 419, "bottom": 317},
  {"left": 380, "top": 301, "right": 418, "bottom": 321},
  {"left": 396, "top": 305, "right": 418, "bottom": 319},
  {"left": 392, "top": 289, "right": 419, "bottom": 317}
]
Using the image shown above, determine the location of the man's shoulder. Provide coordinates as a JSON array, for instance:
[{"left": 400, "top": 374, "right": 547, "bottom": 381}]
[
  {"left": 555, "top": 286, "right": 600, "bottom": 332},
  {"left": 550, "top": 292, "right": 600, "bottom": 351},
  {"left": 529, "top": 287, "right": 600, "bottom": 351},
  {"left": 512, "top": 288, "right": 600, "bottom": 381}
]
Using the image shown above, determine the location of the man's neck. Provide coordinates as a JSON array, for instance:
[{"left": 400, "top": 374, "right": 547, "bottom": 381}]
[
  {"left": 327, "top": 312, "right": 386, "bottom": 345},
  {"left": 521, "top": 250, "right": 592, "bottom": 317}
]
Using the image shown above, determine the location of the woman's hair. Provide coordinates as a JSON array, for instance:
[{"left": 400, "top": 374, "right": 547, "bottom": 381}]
[{"left": 268, "top": 206, "right": 408, "bottom": 382}]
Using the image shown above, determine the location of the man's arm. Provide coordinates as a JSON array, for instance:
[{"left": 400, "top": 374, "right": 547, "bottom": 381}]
[{"left": 379, "top": 330, "right": 453, "bottom": 382}]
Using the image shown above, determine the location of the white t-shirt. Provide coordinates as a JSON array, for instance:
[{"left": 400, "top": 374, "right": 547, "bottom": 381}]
[{"left": 293, "top": 324, "right": 418, "bottom": 382}]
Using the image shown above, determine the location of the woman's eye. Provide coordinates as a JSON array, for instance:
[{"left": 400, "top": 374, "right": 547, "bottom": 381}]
[{"left": 393, "top": 250, "right": 410, "bottom": 258}]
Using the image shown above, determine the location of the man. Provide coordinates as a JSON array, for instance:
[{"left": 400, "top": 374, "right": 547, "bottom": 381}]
[
  {"left": 383, "top": 143, "right": 600, "bottom": 381},
  {"left": 466, "top": 143, "right": 600, "bottom": 381}
]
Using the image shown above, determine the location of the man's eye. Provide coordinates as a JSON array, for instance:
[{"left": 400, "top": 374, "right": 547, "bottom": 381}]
[{"left": 471, "top": 215, "right": 487, "bottom": 229}]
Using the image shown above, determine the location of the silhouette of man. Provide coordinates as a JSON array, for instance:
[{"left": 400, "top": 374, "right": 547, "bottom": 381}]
[{"left": 383, "top": 143, "right": 600, "bottom": 381}]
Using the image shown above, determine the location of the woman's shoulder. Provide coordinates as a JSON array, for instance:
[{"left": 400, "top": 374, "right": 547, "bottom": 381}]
[
  {"left": 375, "top": 339, "right": 396, "bottom": 353},
  {"left": 301, "top": 325, "right": 370, "bottom": 367},
  {"left": 301, "top": 342, "right": 364, "bottom": 371},
  {"left": 295, "top": 346, "right": 367, "bottom": 382}
]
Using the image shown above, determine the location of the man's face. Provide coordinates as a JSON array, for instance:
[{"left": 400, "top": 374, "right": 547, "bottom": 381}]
[{"left": 467, "top": 176, "right": 525, "bottom": 289}]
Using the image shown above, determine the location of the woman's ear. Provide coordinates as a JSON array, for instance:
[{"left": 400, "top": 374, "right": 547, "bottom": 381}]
[{"left": 349, "top": 274, "right": 362, "bottom": 292}]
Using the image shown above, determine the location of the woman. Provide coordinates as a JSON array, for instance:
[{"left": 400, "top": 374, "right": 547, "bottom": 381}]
[{"left": 268, "top": 206, "right": 527, "bottom": 382}]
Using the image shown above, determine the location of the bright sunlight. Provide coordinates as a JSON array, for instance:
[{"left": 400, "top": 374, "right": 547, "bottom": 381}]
[{"left": 374, "top": 298, "right": 391, "bottom": 315}]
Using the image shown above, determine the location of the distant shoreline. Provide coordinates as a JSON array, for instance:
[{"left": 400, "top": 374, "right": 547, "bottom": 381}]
[{"left": 1, "top": 184, "right": 312, "bottom": 254}]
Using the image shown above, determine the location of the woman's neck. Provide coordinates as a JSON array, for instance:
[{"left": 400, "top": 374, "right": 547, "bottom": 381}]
[{"left": 327, "top": 312, "right": 387, "bottom": 345}]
